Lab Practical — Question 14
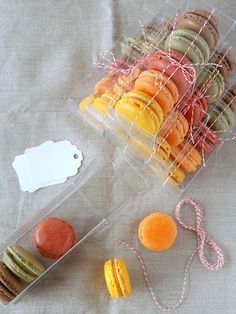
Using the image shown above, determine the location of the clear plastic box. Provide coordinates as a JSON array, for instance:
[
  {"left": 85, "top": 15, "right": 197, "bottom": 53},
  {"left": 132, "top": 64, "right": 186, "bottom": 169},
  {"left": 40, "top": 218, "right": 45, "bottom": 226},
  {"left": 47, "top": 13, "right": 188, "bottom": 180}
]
[{"left": 1, "top": 0, "right": 236, "bottom": 305}]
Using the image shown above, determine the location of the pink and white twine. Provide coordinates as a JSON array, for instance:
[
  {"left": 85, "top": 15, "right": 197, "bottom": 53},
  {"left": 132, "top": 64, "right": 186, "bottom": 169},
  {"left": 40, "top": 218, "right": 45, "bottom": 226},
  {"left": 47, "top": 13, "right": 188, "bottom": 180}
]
[{"left": 115, "top": 198, "right": 224, "bottom": 311}]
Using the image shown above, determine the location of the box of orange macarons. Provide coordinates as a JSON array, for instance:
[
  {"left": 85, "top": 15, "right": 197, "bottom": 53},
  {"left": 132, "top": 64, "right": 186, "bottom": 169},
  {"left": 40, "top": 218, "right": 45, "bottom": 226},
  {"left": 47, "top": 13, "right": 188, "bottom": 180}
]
[{"left": 1, "top": 0, "right": 236, "bottom": 306}]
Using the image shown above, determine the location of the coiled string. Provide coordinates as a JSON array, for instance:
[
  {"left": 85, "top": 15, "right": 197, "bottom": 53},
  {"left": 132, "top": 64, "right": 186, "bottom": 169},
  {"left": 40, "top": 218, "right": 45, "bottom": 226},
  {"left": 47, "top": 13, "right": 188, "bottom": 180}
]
[{"left": 115, "top": 198, "right": 224, "bottom": 311}]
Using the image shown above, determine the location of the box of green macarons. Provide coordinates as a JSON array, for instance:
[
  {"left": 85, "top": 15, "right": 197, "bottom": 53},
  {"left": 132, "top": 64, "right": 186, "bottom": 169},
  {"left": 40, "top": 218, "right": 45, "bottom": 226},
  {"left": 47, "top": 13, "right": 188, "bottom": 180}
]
[{"left": 1, "top": 0, "right": 236, "bottom": 307}]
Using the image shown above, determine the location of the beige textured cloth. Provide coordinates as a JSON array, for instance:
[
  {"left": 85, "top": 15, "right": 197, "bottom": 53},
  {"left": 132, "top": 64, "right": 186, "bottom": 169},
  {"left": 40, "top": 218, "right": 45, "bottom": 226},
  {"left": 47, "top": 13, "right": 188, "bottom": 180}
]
[{"left": 0, "top": 0, "right": 236, "bottom": 313}]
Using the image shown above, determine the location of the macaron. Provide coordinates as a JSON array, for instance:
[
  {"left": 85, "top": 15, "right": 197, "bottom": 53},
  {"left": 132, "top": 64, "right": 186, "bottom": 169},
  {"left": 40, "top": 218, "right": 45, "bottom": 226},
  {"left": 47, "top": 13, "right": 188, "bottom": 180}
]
[
  {"left": 94, "top": 76, "right": 117, "bottom": 97},
  {"left": 166, "top": 160, "right": 186, "bottom": 185},
  {"left": 170, "top": 139, "right": 202, "bottom": 172},
  {"left": 79, "top": 93, "right": 118, "bottom": 114},
  {"left": 159, "top": 111, "right": 189, "bottom": 147},
  {"left": 223, "top": 84, "right": 236, "bottom": 111},
  {"left": 113, "top": 66, "right": 140, "bottom": 97},
  {"left": 164, "top": 29, "right": 210, "bottom": 65},
  {"left": 104, "top": 258, "right": 132, "bottom": 298},
  {"left": 3, "top": 245, "right": 45, "bottom": 283},
  {"left": 179, "top": 89, "right": 208, "bottom": 125},
  {"left": 138, "top": 212, "right": 177, "bottom": 251},
  {"left": 0, "top": 262, "right": 23, "bottom": 302},
  {"left": 208, "top": 100, "right": 234, "bottom": 131},
  {"left": 196, "top": 65, "right": 225, "bottom": 103},
  {"left": 176, "top": 8, "right": 219, "bottom": 49},
  {"left": 120, "top": 36, "right": 142, "bottom": 63},
  {"left": 191, "top": 124, "right": 219, "bottom": 153},
  {"left": 115, "top": 91, "right": 164, "bottom": 135},
  {"left": 132, "top": 137, "right": 171, "bottom": 162},
  {"left": 147, "top": 49, "right": 195, "bottom": 98},
  {"left": 210, "top": 48, "right": 235, "bottom": 80},
  {"left": 33, "top": 217, "right": 76, "bottom": 259},
  {"left": 134, "top": 69, "right": 179, "bottom": 115}
]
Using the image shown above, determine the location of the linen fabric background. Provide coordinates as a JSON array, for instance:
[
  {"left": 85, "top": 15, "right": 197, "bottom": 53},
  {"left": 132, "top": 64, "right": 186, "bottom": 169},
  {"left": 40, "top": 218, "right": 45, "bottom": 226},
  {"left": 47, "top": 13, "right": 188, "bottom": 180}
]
[{"left": 0, "top": 0, "right": 235, "bottom": 313}]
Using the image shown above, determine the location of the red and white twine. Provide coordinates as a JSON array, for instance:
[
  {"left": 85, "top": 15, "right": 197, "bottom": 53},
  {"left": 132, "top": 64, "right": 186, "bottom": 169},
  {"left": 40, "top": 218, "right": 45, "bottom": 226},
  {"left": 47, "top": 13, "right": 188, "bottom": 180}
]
[{"left": 115, "top": 198, "right": 224, "bottom": 310}]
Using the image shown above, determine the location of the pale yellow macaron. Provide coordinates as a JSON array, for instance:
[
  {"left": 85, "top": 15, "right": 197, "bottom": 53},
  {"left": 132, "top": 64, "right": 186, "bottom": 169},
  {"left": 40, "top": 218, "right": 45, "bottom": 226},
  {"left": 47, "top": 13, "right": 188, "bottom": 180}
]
[{"left": 104, "top": 258, "right": 132, "bottom": 298}]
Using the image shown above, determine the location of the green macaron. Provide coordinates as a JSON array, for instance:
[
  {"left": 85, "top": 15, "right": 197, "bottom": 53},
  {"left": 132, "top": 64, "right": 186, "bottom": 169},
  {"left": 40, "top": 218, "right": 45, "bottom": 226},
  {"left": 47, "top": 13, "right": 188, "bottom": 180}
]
[
  {"left": 120, "top": 36, "right": 142, "bottom": 62},
  {"left": 208, "top": 100, "right": 234, "bottom": 131},
  {"left": 196, "top": 65, "right": 225, "bottom": 104},
  {"left": 3, "top": 245, "right": 45, "bottom": 283},
  {"left": 164, "top": 29, "right": 210, "bottom": 64}
]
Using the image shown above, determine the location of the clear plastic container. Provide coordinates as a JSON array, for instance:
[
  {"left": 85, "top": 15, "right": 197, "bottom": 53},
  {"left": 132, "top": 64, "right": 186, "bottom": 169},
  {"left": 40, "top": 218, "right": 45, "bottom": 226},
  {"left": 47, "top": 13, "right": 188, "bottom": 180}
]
[{"left": 1, "top": 0, "right": 236, "bottom": 305}]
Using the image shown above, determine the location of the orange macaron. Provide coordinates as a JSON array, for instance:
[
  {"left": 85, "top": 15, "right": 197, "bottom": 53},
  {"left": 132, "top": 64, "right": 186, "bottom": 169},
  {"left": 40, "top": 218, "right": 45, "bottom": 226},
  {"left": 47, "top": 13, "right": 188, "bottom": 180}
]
[
  {"left": 134, "top": 69, "right": 179, "bottom": 115},
  {"left": 159, "top": 111, "right": 189, "bottom": 147},
  {"left": 170, "top": 139, "right": 202, "bottom": 172},
  {"left": 138, "top": 212, "right": 177, "bottom": 251}
]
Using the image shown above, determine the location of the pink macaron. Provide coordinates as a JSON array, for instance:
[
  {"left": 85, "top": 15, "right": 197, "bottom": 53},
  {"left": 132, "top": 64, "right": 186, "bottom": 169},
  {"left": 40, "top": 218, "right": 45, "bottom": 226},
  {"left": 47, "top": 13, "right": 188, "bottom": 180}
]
[{"left": 147, "top": 49, "right": 195, "bottom": 97}]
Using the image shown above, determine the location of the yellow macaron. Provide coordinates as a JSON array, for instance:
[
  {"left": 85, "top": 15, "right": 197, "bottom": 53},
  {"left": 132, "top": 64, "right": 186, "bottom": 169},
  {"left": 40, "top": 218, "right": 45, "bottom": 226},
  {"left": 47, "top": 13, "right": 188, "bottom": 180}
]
[
  {"left": 104, "top": 258, "right": 132, "bottom": 298},
  {"left": 115, "top": 91, "right": 164, "bottom": 134},
  {"left": 79, "top": 93, "right": 118, "bottom": 114}
]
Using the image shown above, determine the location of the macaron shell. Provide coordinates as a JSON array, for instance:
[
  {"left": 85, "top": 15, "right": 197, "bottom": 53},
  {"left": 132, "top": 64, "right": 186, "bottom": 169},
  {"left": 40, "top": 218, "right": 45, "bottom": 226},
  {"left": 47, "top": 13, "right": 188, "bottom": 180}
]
[
  {"left": 33, "top": 217, "right": 76, "bottom": 259},
  {"left": 114, "top": 259, "right": 132, "bottom": 298},
  {"left": 3, "top": 251, "right": 36, "bottom": 283},
  {"left": 104, "top": 259, "right": 121, "bottom": 298},
  {"left": 0, "top": 262, "right": 23, "bottom": 296}
]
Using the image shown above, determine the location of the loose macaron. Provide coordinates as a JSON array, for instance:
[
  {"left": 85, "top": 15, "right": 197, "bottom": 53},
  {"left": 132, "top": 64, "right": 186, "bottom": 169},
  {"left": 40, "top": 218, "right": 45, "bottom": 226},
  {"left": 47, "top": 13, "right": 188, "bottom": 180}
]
[
  {"left": 223, "top": 84, "right": 236, "bottom": 111},
  {"left": 159, "top": 111, "right": 189, "bottom": 147},
  {"left": 104, "top": 258, "right": 132, "bottom": 298},
  {"left": 138, "top": 212, "right": 177, "bottom": 251},
  {"left": 0, "top": 262, "right": 23, "bottom": 302},
  {"left": 147, "top": 49, "right": 196, "bottom": 97},
  {"left": 179, "top": 89, "right": 208, "bottom": 125},
  {"left": 33, "top": 217, "right": 76, "bottom": 259},
  {"left": 115, "top": 91, "right": 164, "bottom": 134},
  {"left": 3, "top": 245, "right": 45, "bottom": 283},
  {"left": 134, "top": 69, "right": 179, "bottom": 115},
  {"left": 176, "top": 8, "right": 219, "bottom": 49},
  {"left": 196, "top": 65, "right": 225, "bottom": 103},
  {"left": 164, "top": 29, "right": 210, "bottom": 65},
  {"left": 207, "top": 100, "right": 234, "bottom": 131}
]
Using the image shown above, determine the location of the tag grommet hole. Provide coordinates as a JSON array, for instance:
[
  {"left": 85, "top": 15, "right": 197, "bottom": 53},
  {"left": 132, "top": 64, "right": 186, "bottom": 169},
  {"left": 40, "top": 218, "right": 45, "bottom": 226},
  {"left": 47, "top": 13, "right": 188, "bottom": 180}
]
[{"left": 74, "top": 154, "right": 79, "bottom": 159}]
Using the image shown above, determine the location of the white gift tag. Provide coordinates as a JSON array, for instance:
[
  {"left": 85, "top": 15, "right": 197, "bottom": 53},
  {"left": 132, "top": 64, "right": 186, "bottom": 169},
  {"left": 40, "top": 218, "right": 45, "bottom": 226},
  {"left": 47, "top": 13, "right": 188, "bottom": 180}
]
[{"left": 12, "top": 140, "right": 83, "bottom": 192}]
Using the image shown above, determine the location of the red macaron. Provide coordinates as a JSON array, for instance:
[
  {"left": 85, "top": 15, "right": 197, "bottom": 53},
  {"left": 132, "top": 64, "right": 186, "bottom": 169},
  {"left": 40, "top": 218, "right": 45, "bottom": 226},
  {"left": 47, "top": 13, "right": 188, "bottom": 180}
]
[
  {"left": 147, "top": 49, "right": 195, "bottom": 97},
  {"left": 192, "top": 124, "right": 219, "bottom": 153},
  {"left": 33, "top": 217, "right": 76, "bottom": 259},
  {"left": 179, "top": 89, "right": 208, "bottom": 125}
]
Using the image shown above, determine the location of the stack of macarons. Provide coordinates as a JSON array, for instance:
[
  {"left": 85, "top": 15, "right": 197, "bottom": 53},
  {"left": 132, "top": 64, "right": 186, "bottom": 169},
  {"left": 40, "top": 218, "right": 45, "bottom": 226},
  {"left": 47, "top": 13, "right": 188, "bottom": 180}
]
[
  {"left": 79, "top": 7, "right": 235, "bottom": 186},
  {"left": 0, "top": 216, "right": 76, "bottom": 303},
  {"left": 0, "top": 244, "right": 45, "bottom": 303}
]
